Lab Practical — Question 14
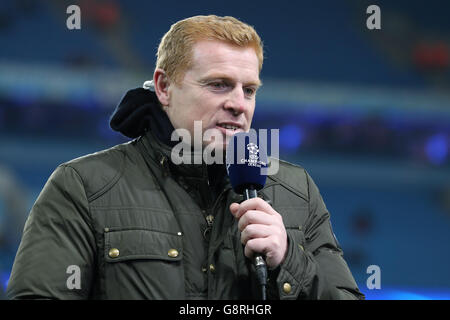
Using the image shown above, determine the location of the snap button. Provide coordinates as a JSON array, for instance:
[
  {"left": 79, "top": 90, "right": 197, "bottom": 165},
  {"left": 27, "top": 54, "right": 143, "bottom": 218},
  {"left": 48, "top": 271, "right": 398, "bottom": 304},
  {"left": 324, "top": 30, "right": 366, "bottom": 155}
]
[
  {"left": 168, "top": 249, "right": 179, "bottom": 258},
  {"left": 108, "top": 248, "right": 120, "bottom": 258},
  {"left": 283, "top": 282, "right": 292, "bottom": 294},
  {"left": 209, "top": 264, "right": 216, "bottom": 272}
]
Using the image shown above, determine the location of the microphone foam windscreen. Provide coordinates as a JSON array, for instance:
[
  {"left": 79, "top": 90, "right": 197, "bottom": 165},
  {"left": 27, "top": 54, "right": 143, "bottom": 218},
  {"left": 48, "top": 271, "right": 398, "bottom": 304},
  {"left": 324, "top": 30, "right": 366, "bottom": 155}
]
[{"left": 226, "top": 131, "right": 268, "bottom": 194}]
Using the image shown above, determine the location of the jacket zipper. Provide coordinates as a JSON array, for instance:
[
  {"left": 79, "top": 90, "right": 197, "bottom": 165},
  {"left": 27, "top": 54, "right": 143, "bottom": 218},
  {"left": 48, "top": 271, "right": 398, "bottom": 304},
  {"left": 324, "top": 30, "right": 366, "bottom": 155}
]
[
  {"left": 202, "top": 186, "right": 231, "bottom": 240},
  {"left": 205, "top": 214, "right": 214, "bottom": 228}
]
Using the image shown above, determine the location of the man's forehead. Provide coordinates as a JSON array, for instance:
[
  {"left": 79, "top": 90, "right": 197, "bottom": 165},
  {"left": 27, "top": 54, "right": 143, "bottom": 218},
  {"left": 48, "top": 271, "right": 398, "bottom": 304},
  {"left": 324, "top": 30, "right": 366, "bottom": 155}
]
[{"left": 189, "top": 40, "right": 260, "bottom": 83}]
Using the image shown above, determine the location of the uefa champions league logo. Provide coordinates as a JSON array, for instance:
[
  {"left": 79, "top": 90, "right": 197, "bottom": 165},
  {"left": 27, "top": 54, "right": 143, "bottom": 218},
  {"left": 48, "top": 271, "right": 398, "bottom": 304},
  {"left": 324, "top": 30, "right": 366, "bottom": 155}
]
[
  {"left": 247, "top": 143, "right": 259, "bottom": 161},
  {"left": 242, "top": 142, "right": 266, "bottom": 167}
]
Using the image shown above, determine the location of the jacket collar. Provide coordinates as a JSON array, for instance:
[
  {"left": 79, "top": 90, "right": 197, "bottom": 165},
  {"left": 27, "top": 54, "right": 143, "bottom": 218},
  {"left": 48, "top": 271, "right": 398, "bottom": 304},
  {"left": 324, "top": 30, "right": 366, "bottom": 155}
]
[{"left": 141, "top": 126, "right": 231, "bottom": 194}]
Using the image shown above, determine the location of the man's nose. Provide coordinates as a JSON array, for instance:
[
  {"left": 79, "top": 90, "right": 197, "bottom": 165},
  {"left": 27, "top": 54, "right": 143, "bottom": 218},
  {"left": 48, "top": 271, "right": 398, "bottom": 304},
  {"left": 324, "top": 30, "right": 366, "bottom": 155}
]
[{"left": 223, "top": 86, "right": 247, "bottom": 115}]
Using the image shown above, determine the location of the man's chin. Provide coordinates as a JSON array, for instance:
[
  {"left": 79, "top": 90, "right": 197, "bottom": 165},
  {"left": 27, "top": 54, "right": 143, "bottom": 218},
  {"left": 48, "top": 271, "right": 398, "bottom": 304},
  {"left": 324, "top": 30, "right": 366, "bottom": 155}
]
[
  {"left": 202, "top": 140, "right": 227, "bottom": 152},
  {"left": 203, "top": 132, "right": 231, "bottom": 150},
  {"left": 202, "top": 141, "right": 227, "bottom": 164}
]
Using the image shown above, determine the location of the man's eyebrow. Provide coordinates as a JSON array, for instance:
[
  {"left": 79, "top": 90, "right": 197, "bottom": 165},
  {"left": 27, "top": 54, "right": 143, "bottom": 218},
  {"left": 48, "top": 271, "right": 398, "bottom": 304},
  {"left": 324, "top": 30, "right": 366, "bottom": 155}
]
[{"left": 199, "top": 74, "right": 262, "bottom": 87}]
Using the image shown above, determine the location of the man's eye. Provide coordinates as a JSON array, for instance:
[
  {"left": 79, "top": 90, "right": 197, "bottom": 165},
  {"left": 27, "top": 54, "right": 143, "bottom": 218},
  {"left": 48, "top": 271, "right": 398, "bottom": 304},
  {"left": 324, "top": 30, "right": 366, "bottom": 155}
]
[
  {"left": 244, "top": 87, "right": 256, "bottom": 97},
  {"left": 209, "top": 82, "right": 227, "bottom": 90}
]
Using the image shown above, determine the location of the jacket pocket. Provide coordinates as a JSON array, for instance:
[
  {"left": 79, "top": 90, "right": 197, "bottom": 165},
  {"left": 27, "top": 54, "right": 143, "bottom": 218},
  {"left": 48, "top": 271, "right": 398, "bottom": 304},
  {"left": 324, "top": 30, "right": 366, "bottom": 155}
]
[
  {"left": 104, "top": 227, "right": 183, "bottom": 262},
  {"left": 102, "top": 227, "right": 185, "bottom": 299}
]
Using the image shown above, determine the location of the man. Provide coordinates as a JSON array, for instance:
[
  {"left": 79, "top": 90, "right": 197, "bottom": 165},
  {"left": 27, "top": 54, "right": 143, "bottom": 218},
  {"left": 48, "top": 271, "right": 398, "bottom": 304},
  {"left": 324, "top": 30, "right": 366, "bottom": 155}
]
[{"left": 7, "top": 15, "right": 364, "bottom": 300}]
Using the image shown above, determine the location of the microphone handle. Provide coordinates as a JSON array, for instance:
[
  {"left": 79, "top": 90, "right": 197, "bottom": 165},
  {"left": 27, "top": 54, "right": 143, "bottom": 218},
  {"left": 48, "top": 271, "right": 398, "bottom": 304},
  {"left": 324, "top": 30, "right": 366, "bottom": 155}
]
[
  {"left": 243, "top": 186, "right": 268, "bottom": 288},
  {"left": 243, "top": 188, "right": 258, "bottom": 200},
  {"left": 243, "top": 186, "right": 264, "bottom": 265}
]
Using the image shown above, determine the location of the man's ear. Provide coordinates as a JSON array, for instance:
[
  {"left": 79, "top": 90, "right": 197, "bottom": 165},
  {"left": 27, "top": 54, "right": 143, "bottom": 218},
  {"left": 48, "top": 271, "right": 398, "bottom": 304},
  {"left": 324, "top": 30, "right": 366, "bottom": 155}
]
[{"left": 153, "top": 68, "right": 171, "bottom": 106}]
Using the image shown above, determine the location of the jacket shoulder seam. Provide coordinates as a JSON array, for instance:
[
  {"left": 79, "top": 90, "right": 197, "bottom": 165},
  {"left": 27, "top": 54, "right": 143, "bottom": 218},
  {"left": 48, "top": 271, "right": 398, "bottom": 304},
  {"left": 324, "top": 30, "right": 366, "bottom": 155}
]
[
  {"left": 267, "top": 158, "right": 309, "bottom": 202},
  {"left": 62, "top": 149, "right": 127, "bottom": 202},
  {"left": 58, "top": 164, "right": 95, "bottom": 233}
]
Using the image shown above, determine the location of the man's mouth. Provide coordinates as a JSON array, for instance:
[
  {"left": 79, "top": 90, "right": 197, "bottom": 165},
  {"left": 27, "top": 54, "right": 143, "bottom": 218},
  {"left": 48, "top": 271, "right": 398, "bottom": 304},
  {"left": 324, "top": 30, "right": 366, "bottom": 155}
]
[
  {"left": 217, "top": 123, "right": 240, "bottom": 131},
  {"left": 216, "top": 121, "right": 245, "bottom": 132}
]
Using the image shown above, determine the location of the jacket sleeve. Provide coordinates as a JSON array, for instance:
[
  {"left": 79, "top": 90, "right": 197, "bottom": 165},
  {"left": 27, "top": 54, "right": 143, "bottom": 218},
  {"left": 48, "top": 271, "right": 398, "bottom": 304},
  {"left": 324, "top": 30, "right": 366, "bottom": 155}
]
[
  {"left": 268, "top": 171, "right": 365, "bottom": 300},
  {"left": 6, "top": 165, "right": 96, "bottom": 299}
]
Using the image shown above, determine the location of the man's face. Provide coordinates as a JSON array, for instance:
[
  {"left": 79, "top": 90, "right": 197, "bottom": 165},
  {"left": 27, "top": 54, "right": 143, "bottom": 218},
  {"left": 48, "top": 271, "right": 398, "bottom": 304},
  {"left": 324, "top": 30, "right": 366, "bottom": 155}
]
[{"left": 164, "top": 40, "right": 260, "bottom": 151}]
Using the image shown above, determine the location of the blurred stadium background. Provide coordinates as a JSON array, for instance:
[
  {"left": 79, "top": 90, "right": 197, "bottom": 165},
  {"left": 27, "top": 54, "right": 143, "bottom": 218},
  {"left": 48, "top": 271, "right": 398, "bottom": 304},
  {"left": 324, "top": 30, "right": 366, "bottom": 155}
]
[{"left": 0, "top": 0, "right": 449, "bottom": 300}]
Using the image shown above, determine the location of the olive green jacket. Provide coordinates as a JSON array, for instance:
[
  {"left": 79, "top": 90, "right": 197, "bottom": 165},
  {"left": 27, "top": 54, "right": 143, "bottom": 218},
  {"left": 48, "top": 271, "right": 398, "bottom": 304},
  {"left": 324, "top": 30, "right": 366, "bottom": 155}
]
[{"left": 7, "top": 131, "right": 364, "bottom": 300}]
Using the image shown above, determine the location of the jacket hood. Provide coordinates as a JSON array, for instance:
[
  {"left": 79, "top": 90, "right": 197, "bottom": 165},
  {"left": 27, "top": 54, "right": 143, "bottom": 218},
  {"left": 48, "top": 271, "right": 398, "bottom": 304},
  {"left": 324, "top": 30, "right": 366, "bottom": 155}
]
[{"left": 109, "top": 84, "right": 176, "bottom": 147}]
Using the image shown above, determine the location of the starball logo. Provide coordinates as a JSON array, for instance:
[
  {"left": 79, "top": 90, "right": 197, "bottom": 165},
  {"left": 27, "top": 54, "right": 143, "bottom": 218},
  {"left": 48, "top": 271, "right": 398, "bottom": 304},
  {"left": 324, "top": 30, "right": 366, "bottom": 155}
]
[
  {"left": 247, "top": 143, "right": 259, "bottom": 157},
  {"left": 243, "top": 142, "right": 267, "bottom": 168}
]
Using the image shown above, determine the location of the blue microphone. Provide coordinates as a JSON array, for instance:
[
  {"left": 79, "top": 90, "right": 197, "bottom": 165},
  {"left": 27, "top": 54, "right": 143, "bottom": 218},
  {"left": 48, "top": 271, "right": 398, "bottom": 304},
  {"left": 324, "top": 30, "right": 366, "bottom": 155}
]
[
  {"left": 226, "top": 131, "right": 268, "bottom": 300},
  {"left": 226, "top": 131, "right": 268, "bottom": 194}
]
